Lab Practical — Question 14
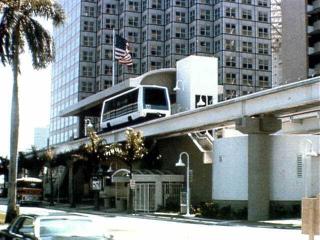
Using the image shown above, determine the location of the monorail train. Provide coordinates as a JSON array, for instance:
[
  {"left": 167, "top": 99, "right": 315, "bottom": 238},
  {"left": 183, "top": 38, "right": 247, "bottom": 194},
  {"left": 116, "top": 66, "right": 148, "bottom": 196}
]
[{"left": 100, "top": 85, "right": 171, "bottom": 129}]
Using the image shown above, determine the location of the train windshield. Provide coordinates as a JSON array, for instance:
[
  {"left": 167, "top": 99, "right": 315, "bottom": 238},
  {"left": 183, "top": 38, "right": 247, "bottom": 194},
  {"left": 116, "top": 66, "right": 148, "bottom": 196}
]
[{"left": 143, "top": 87, "right": 168, "bottom": 110}]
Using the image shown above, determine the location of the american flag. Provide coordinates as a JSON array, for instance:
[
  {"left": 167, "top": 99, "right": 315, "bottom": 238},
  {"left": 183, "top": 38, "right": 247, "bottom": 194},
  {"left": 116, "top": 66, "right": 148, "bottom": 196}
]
[{"left": 115, "top": 35, "right": 133, "bottom": 66}]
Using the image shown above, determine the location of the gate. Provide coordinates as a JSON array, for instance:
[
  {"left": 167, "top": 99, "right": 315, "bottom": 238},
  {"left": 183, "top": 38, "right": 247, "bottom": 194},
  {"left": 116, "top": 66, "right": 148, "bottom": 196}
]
[{"left": 134, "top": 183, "right": 156, "bottom": 212}]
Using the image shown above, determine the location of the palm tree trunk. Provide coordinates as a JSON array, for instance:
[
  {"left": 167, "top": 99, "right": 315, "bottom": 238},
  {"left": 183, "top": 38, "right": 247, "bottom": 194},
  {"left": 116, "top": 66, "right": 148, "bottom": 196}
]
[{"left": 5, "top": 48, "right": 20, "bottom": 223}]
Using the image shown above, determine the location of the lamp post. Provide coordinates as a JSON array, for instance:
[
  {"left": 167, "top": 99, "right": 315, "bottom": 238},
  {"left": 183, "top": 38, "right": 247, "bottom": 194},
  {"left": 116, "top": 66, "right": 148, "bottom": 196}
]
[{"left": 175, "top": 152, "right": 191, "bottom": 216}]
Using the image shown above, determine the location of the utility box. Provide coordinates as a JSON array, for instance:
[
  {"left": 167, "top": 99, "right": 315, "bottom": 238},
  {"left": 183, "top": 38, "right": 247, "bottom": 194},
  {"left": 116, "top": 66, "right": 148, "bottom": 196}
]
[{"left": 302, "top": 195, "right": 320, "bottom": 239}]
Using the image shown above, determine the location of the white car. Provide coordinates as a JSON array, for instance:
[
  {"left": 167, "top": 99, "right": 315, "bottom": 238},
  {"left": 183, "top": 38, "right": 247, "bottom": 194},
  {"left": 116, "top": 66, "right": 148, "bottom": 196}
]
[{"left": 0, "top": 213, "right": 113, "bottom": 240}]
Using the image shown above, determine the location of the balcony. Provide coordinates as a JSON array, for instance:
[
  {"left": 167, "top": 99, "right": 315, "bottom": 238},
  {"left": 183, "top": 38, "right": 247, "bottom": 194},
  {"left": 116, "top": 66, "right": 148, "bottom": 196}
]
[
  {"left": 314, "top": 20, "right": 320, "bottom": 32},
  {"left": 314, "top": 42, "right": 320, "bottom": 54},
  {"left": 313, "top": 0, "right": 320, "bottom": 10},
  {"left": 308, "top": 47, "right": 315, "bottom": 55}
]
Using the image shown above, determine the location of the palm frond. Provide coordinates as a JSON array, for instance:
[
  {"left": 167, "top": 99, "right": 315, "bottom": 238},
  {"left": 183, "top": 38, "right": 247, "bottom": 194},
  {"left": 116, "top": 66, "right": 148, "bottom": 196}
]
[
  {"left": 23, "top": 17, "right": 54, "bottom": 68},
  {"left": 21, "top": 0, "right": 65, "bottom": 26}
]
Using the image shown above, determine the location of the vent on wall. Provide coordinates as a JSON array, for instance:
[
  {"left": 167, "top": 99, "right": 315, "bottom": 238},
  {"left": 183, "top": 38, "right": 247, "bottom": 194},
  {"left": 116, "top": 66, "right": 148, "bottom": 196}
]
[{"left": 297, "top": 154, "right": 303, "bottom": 178}]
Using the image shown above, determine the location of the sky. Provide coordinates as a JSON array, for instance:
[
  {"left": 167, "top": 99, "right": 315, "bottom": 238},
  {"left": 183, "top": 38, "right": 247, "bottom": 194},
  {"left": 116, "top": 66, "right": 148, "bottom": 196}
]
[{"left": 0, "top": 20, "right": 52, "bottom": 158}]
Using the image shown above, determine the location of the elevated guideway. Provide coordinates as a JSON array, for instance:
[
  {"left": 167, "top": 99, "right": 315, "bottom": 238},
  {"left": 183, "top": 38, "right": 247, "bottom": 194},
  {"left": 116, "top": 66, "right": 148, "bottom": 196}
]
[{"left": 56, "top": 77, "right": 320, "bottom": 152}]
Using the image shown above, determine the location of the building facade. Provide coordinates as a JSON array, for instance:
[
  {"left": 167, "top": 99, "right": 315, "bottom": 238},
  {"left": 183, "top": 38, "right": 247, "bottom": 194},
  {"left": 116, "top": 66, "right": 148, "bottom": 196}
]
[
  {"left": 33, "top": 127, "right": 49, "bottom": 149},
  {"left": 50, "top": 0, "right": 272, "bottom": 145}
]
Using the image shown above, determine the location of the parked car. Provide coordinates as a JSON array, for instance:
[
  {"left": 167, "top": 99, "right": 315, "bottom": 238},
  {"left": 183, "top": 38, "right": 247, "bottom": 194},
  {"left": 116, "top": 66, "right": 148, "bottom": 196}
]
[{"left": 0, "top": 213, "right": 113, "bottom": 239}]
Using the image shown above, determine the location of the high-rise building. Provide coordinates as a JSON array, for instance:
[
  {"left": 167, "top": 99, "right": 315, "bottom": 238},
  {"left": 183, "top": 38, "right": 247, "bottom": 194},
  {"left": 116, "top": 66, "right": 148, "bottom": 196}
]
[
  {"left": 50, "top": 0, "right": 272, "bottom": 145},
  {"left": 271, "top": 0, "right": 320, "bottom": 86},
  {"left": 33, "top": 127, "right": 49, "bottom": 149}
]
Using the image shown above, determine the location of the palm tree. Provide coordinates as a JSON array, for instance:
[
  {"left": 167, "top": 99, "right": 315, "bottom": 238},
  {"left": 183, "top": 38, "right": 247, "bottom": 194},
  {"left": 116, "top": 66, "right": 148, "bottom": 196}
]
[{"left": 0, "top": 0, "right": 64, "bottom": 223}]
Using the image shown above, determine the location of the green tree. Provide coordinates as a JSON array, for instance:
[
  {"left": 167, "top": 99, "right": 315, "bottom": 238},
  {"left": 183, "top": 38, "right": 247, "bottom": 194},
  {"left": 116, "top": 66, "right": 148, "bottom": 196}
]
[
  {"left": 83, "top": 126, "right": 109, "bottom": 210},
  {"left": 0, "top": 0, "right": 64, "bottom": 223},
  {"left": 107, "top": 128, "right": 147, "bottom": 213}
]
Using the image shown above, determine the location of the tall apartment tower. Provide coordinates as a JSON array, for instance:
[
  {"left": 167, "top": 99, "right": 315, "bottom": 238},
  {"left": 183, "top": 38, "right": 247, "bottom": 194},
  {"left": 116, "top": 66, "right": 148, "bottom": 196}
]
[
  {"left": 50, "top": 0, "right": 272, "bottom": 145},
  {"left": 272, "top": 0, "right": 320, "bottom": 86},
  {"left": 307, "top": 0, "right": 320, "bottom": 77}
]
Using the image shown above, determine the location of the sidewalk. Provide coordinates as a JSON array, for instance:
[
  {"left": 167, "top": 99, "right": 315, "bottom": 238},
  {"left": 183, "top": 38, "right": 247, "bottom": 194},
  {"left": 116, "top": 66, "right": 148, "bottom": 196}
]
[{"left": 42, "top": 202, "right": 302, "bottom": 230}]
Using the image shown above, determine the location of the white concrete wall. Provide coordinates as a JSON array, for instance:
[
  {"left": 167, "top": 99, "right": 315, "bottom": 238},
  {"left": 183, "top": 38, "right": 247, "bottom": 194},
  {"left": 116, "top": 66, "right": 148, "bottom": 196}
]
[
  {"left": 176, "top": 56, "right": 218, "bottom": 111},
  {"left": 213, "top": 136, "right": 248, "bottom": 200},
  {"left": 212, "top": 135, "right": 320, "bottom": 201}
]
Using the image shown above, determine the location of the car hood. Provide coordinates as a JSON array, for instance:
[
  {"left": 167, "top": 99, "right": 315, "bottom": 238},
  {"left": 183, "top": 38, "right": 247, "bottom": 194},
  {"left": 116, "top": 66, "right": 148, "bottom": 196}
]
[{"left": 41, "top": 236, "right": 112, "bottom": 240}]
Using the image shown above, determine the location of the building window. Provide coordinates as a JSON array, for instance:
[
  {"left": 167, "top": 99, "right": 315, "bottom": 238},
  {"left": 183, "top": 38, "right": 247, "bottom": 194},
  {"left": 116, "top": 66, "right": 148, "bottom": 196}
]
[
  {"left": 190, "top": 42, "right": 195, "bottom": 54},
  {"left": 128, "top": 31, "right": 139, "bottom": 42},
  {"left": 151, "top": 0, "right": 162, "bottom": 9},
  {"left": 242, "top": 25, "right": 252, "bottom": 36},
  {"left": 242, "top": 9, "right": 252, "bottom": 20},
  {"left": 105, "top": 4, "right": 116, "bottom": 14},
  {"left": 151, "top": 14, "right": 162, "bottom": 25},
  {"left": 176, "top": 27, "right": 186, "bottom": 38},
  {"left": 190, "top": 26, "right": 195, "bottom": 38},
  {"left": 259, "top": 75, "right": 269, "bottom": 87},
  {"left": 82, "top": 66, "right": 93, "bottom": 77},
  {"left": 258, "top": 0, "right": 268, "bottom": 7},
  {"left": 166, "top": 13, "right": 170, "bottom": 24},
  {"left": 214, "top": 24, "right": 220, "bottom": 36},
  {"left": 225, "top": 73, "right": 236, "bottom": 84},
  {"left": 226, "top": 7, "right": 236, "bottom": 18},
  {"left": 242, "top": 74, "right": 253, "bottom": 86},
  {"left": 214, "top": 40, "right": 221, "bottom": 53},
  {"left": 105, "top": 19, "right": 116, "bottom": 29},
  {"left": 175, "top": 43, "right": 186, "bottom": 54},
  {"left": 225, "top": 39, "right": 236, "bottom": 51},
  {"left": 200, "top": 9, "right": 211, "bottom": 20},
  {"left": 200, "top": 41, "right": 211, "bottom": 52},
  {"left": 225, "top": 23, "right": 236, "bottom": 34},
  {"left": 226, "top": 56, "right": 236, "bottom": 67},
  {"left": 214, "top": 8, "right": 220, "bottom": 20},
  {"left": 165, "top": 28, "right": 170, "bottom": 40},
  {"left": 258, "top": 12, "right": 268, "bottom": 22},
  {"left": 258, "top": 43, "right": 269, "bottom": 55},
  {"left": 104, "top": 65, "right": 112, "bottom": 75},
  {"left": 105, "top": 34, "right": 112, "bottom": 44},
  {"left": 258, "top": 59, "right": 269, "bottom": 70},
  {"left": 242, "top": 41, "right": 253, "bottom": 53},
  {"left": 83, "top": 36, "right": 94, "bottom": 47},
  {"left": 151, "top": 45, "right": 162, "bottom": 56},
  {"left": 225, "top": 89, "right": 237, "bottom": 99},
  {"left": 104, "top": 49, "right": 112, "bottom": 60},
  {"left": 128, "top": 16, "right": 139, "bottom": 27},
  {"left": 128, "top": 1, "right": 139, "bottom": 11},
  {"left": 82, "top": 50, "right": 94, "bottom": 61},
  {"left": 151, "top": 29, "right": 162, "bottom": 40},
  {"left": 150, "top": 61, "right": 162, "bottom": 70},
  {"left": 242, "top": 0, "right": 252, "bottom": 4},
  {"left": 242, "top": 57, "right": 253, "bottom": 69},
  {"left": 190, "top": 10, "right": 195, "bottom": 22},
  {"left": 176, "top": 11, "right": 186, "bottom": 23},
  {"left": 83, "top": 21, "right": 94, "bottom": 31},
  {"left": 165, "top": 44, "right": 170, "bottom": 55},
  {"left": 258, "top": 27, "right": 269, "bottom": 38},
  {"left": 84, "top": 6, "right": 95, "bottom": 17},
  {"left": 200, "top": 25, "right": 211, "bottom": 37}
]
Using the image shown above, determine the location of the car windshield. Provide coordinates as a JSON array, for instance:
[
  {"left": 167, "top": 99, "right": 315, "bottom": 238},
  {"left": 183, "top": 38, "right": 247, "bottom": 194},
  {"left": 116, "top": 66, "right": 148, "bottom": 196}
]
[{"left": 40, "top": 218, "right": 106, "bottom": 238}]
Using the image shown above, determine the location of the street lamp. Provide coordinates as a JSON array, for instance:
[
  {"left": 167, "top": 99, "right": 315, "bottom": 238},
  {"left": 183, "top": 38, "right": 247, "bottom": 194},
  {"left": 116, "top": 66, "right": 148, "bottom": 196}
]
[{"left": 175, "top": 152, "right": 191, "bottom": 216}]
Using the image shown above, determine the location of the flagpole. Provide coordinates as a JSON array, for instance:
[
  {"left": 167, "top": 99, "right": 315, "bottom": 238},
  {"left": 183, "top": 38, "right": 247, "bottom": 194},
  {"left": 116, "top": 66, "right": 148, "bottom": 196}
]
[{"left": 112, "top": 28, "right": 115, "bottom": 86}]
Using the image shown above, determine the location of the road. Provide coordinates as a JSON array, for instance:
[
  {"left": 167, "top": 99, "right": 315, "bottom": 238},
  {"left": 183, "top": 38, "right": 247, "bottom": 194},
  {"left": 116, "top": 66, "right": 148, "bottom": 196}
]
[{"left": 0, "top": 203, "right": 315, "bottom": 240}]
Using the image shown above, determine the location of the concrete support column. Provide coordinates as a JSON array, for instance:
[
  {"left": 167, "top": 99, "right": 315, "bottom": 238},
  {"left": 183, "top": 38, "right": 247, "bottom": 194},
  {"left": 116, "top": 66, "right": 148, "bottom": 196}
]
[{"left": 236, "top": 115, "right": 282, "bottom": 221}]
